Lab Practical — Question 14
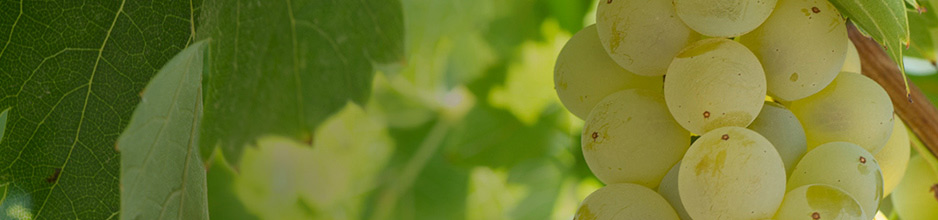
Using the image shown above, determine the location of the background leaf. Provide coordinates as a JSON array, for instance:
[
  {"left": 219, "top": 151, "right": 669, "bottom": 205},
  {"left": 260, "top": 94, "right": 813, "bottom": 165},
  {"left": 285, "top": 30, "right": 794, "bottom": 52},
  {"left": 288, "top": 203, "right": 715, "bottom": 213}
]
[
  {"left": 828, "top": 0, "right": 910, "bottom": 74},
  {"left": 197, "top": 0, "right": 405, "bottom": 165},
  {"left": 233, "top": 103, "right": 393, "bottom": 219},
  {"left": 117, "top": 41, "right": 208, "bottom": 220},
  {"left": 0, "top": 1, "right": 199, "bottom": 218},
  {"left": 907, "top": 9, "right": 938, "bottom": 63}
]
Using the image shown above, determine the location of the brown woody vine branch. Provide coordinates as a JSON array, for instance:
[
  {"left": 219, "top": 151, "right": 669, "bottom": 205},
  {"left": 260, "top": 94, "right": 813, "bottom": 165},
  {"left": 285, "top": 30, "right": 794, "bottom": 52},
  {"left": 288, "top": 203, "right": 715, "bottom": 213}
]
[{"left": 847, "top": 23, "right": 938, "bottom": 157}]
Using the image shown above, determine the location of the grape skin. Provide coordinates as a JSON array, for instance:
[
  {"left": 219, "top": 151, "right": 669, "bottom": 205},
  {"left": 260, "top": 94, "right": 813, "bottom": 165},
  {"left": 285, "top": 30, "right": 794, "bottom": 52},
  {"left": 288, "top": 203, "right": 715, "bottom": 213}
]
[
  {"left": 582, "top": 89, "right": 690, "bottom": 188},
  {"left": 891, "top": 155, "right": 938, "bottom": 220},
  {"left": 596, "top": 0, "right": 699, "bottom": 76},
  {"left": 664, "top": 38, "right": 766, "bottom": 134},
  {"left": 554, "top": 25, "right": 663, "bottom": 119},
  {"left": 748, "top": 101, "right": 807, "bottom": 177},
  {"left": 674, "top": 0, "right": 777, "bottom": 37},
  {"left": 574, "top": 183, "right": 679, "bottom": 220},
  {"left": 657, "top": 161, "right": 693, "bottom": 220},
  {"left": 773, "top": 184, "right": 866, "bottom": 220},
  {"left": 787, "top": 142, "right": 883, "bottom": 217},
  {"left": 842, "top": 40, "right": 861, "bottom": 74},
  {"left": 738, "top": 0, "right": 847, "bottom": 101},
  {"left": 875, "top": 116, "right": 910, "bottom": 197},
  {"left": 679, "top": 126, "right": 786, "bottom": 220},
  {"left": 789, "top": 72, "right": 894, "bottom": 154}
]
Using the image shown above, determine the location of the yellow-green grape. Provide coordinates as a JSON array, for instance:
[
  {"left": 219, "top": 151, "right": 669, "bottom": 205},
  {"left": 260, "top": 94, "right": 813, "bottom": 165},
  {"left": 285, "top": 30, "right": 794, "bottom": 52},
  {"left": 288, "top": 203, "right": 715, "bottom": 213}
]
[
  {"left": 748, "top": 101, "right": 807, "bottom": 177},
  {"left": 789, "top": 72, "right": 894, "bottom": 154},
  {"left": 657, "top": 161, "right": 693, "bottom": 220},
  {"left": 738, "top": 0, "right": 847, "bottom": 101},
  {"left": 574, "top": 183, "right": 680, "bottom": 220},
  {"left": 842, "top": 40, "right": 861, "bottom": 74},
  {"left": 773, "top": 184, "right": 867, "bottom": 220},
  {"left": 679, "top": 126, "right": 786, "bottom": 220},
  {"left": 673, "top": 0, "right": 777, "bottom": 37},
  {"left": 554, "top": 25, "right": 663, "bottom": 119},
  {"left": 875, "top": 116, "right": 911, "bottom": 197},
  {"left": 788, "top": 142, "right": 884, "bottom": 217},
  {"left": 582, "top": 89, "right": 690, "bottom": 188},
  {"left": 596, "top": 0, "right": 699, "bottom": 76},
  {"left": 664, "top": 38, "right": 766, "bottom": 134},
  {"left": 891, "top": 155, "right": 938, "bottom": 220}
]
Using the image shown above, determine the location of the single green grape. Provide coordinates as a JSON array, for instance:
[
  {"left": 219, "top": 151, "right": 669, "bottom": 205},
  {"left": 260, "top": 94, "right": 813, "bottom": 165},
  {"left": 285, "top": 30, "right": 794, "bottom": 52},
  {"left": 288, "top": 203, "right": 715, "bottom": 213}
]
[
  {"left": 674, "top": 0, "right": 777, "bottom": 37},
  {"left": 574, "top": 183, "right": 679, "bottom": 220},
  {"left": 679, "top": 126, "right": 786, "bottom": 220},
  {"left": 788, "top": 142, "right": 884, "bottom": 217},
  {"left": 891, "top": 155, "right": 938, "bottom": 220},
  {"left": 664, "top": 38, "right": 766, "bottom": 134},
  {"left": 773, "top": 184, "right": 866, "bottom": 220},
  {"left": 748, "top": 101, "right": 807, "bottom": 177},
  {"left": 582, "top": 89, "right": 690, "bottom": 188},
  {"left": 596, "top": 0, "right": 699, "bottom": 76},
  {"left": 657, "top": 161, "right": 693, "bottom": 220},
  {"left": 789, "top": 72, "right": 894, "bottom": 154},
  {"left": 738, "top": 0, "right": 847, "bottom": 101},
  {"left": 875, "top": 116, "right": 910, "bottom": 197},
  {"left": 554, "top": 25, "right": 663, "bottom": 119},
  {"left": 842, "top": 40, "right": 861, "bottom": 74}
]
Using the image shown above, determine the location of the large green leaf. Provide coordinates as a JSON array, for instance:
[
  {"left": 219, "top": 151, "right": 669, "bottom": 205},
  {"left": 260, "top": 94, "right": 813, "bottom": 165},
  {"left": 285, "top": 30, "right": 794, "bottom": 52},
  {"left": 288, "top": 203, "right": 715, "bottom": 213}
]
[
  {"left": 197, "top": 0, "right": 405, "bottom": 165},
  {"left": 0, "top": 0, "right": 198, "bottom": 218},
  {"left": 117, "top": 41, "right": 208, "bottom": 220},
  {"left": 907, "top": 9, "right": 938, "bottom": 62},
  {"left": 829, "top": 0, "right": 910, "bottom": 75},
  {"left": 0, "top": 108, "right": 8, "bottom": 143}
]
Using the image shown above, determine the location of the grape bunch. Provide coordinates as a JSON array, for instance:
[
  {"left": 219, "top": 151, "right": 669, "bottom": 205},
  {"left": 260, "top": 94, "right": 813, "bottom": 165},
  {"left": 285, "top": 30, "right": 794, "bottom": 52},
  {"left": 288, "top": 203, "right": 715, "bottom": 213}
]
[{"left": 553, "top": 0, "right": 918, "bottom": 219}]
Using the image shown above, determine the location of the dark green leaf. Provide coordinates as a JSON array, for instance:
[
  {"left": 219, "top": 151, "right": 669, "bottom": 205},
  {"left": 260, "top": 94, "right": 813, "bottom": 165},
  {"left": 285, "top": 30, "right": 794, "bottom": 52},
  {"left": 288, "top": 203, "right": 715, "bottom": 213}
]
[
  {"left": 197, "top": 0, "right": 405, "bottom": 165},
  {"left": 0, "top": 1, "right": 198, "bottom": 218},
  {"left": 0, "top": 108, "right": 8, "bottom": 142},
  {"left": 829, "top": 0, "right": 910, "bottom": 75},
  {"left": 117, "top": 41, "right": 208, "bottom": 220},
  {"left": 206, "top": 148, "right": 259, "bottom": 220}
]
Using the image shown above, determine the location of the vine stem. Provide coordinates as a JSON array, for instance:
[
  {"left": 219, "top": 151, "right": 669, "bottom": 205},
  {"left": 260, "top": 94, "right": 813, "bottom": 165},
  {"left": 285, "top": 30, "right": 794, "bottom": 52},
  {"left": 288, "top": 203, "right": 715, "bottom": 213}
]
[{"left": 847, "top": 24, "right": 938, "bottom": 160}]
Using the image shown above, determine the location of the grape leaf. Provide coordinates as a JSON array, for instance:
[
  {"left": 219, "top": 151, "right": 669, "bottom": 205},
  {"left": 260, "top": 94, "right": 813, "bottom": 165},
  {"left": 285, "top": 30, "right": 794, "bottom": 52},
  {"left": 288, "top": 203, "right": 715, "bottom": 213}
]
[
  {"left": 0, "top": 108, "right": 9, "bottom": 143},
  {"left": 197, "top": 0, "right": 404, "bottom": 165},
  {"left": 206, "top": 147, "right": 258, "bottom": 220},
  {"left": 117, "top": 41, "right": 208, "bottom": 220},
  {"left": 0, "top": 0, "right": 198, "bottom": 218},
  {"left": 828, "top": 0, "right": 910, "bottom": 77},
  {"left": 907, "top": 10, "right": 938, "bottom": 63}
]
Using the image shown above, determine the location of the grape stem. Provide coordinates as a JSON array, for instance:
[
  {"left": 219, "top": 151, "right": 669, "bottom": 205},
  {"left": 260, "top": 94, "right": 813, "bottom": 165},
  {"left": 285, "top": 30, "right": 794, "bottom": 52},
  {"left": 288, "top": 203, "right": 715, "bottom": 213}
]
[{"left": 847, "top": 23, "right": 938, "bottom": 162}]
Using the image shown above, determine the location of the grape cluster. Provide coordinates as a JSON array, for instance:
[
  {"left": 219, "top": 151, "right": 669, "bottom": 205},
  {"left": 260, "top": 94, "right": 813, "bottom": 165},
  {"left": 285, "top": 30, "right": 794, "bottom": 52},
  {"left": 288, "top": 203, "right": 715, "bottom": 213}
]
[{"left": 554, "top": 0, "right": 913, "bottom": 219}]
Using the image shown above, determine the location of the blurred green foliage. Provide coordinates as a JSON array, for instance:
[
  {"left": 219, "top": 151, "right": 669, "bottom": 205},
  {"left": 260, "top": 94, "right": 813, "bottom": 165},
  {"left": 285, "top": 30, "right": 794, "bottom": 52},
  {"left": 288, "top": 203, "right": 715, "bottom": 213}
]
[{"left": 205, "top": 0, "right": 600, "bottom": 219}]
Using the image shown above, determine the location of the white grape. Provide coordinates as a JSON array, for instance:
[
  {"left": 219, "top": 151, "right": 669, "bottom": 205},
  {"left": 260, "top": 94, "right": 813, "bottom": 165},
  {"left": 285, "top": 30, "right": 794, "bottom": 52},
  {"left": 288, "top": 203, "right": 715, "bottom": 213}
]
[
  {"left": 674, "top": 0, "right": 777, "bottom": 37},
  {"left": 842, "top": 40, "right": 861, "bottom": 74},
  {"left": 665, "top": 38, "right": 767, "bottom": 134},
  {"left": 596, "top": 0, "right": 700, "bottom": 76},
  {"left": 788, "top": 142, "right": 884, "bottom": 217},
  {"left": 679, "top": 126, "right": 786, "bottom": 220},
  {"left": 891, "top": 155, "right": 938, "bottom": 220},
  {"left": 738, "top": 0, "right": 848, "bottom": 101},
  {"left": 773, "top": 184, "right": 866, "bottom": 220},
  {"left": 875, "top": 116, "right": 910, "bottom": 197},
  {"left": 555, "top": 25, "right": 663, "bottom": 119},
  {"left": 574, "top": 183, "right": 680, "bottom": 220},
  {"left": 582, "top": 89, "right": 690, "bottom": 188},
  {"left": 789, "top": 72, "right": 894, "bottom": 154},
  {"left": 657, "top": 161, "right": 693, "bottom": 220},
  {"left": 748, "top": 101, "right": 807, "bottom": 177}
]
